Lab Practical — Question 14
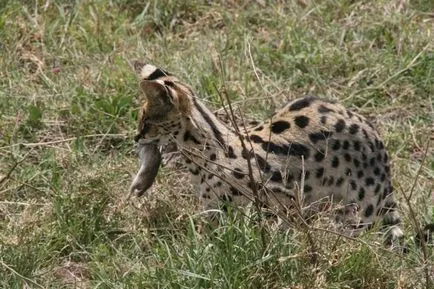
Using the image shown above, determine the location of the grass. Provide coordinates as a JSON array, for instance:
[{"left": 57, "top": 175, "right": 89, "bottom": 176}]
[{"left": 0, "top": 0, "right": 433, "bottom": 288}]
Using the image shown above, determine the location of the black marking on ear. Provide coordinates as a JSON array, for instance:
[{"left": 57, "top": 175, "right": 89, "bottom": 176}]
[
  {"left": 147, "top": 68, "right": 171, "bottom": 80},
  {"left": 164, "top": 80, "right": 176, "bottom": 87}
]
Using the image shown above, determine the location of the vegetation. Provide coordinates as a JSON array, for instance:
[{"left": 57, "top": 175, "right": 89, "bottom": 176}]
[{"left": 0, "top": 0, "right": 433, "bottom": 288}]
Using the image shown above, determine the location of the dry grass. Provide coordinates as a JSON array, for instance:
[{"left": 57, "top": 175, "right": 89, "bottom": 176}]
[{"left": 0, "top": 0, "right": 433, "bottom": 288}]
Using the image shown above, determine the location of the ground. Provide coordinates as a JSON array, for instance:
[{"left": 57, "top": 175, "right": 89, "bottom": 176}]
[{"left": 0, "top": 1, "right": 433, "bottom": 288}]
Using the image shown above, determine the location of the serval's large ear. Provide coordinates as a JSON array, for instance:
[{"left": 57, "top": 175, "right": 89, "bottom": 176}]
[
  {"left": 140, "top": 80, "right": 173, "bottom": 117},
  {"left": 133, "top": 60, "right": 146, "bottom": 74}
]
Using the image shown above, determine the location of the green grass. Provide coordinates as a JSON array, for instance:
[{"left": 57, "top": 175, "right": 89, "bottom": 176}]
[{"left": 1, "top": 0, "right": 433, "bottom": 288}]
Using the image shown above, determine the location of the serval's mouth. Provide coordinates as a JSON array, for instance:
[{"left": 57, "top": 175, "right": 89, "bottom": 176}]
[{"left": 129, "top": 143, "right": 162, "bottom": 197}]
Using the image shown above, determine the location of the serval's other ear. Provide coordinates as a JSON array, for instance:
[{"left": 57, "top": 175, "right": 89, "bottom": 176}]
[
  {"left": 133, "top": 60, "right": 146, "bottom": 74},
  {"left": 140, "top": 80, "right": 173, "bottom": 117}
]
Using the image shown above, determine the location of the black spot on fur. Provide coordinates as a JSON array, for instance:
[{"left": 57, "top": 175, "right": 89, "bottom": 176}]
[
  {"left": 350, "top": 180, "right": 357, "bottom": 190},
  {"left": 332, "top": 140, "right": 341, "bottom": 151},
  {"left": 226, "top": 146, "right": 237, "bottom": 159},
  {"left": 210, "top": 153, "right": 216, "bottom": 161},
  {"left": 362, "top": 128, "right": 369, "bottom": 139},
  {"left": 374, "top": 167, "right": 381, "bottom": 176},
  {"left": 294, "top": 115, "right": 310, "bottom": 128},
  {"left": 233, "top": 168, "right": 244, "bottom": 179},
  {"left": 305, "top": 171, "right": 310, "bottom": 180},
  {"left": 353, "top": 158, "right": 360, "bottom": 168},
  {"left": 241, "top": 148, "right": 253, "bottom": 159},
  {"left": 344, "top": 153, "right": 351, "bottom": 162},
  {"left": 345, "top": 168, "right": 352, "bottom": 175},
  {"left": 374, "top": 183, "right": 381, "bottom": 195},
  {"left": 381, "top": 174, "right": 386, "bottom": 182},
  {"left": 334, "top": 119, "right": 346, "bottom": 133},
  {"left": 365, "top": 177, "right": 375, "bottom": 186},
  {"left": 358, "top": 187, "right": 365, "bottom": 200},
  {"left": 271, "top": 121, "right": 290, "bottom": 133},
  {"left": 349, "top": 124, "right": 360, "bottom": 134},
  {"left": 327, "top": 176, "right": 334, "bottom": 186},
  {"left": 221, "top": 195, "right": 233, "bottom": 203},
  {"left": 370, "top": 157, "right": 376, "bottom": 167},
  {"left": 286, "top": 174, "right": 294, "bottom": 183},
  {"left": 336, "top": 177, "right": 345, "bottom": 187},
  {"left": 314, "top": 151, "right": 325, "bottom": 162},
  {"left": 249, "top": 135, "right": 263, "bottom": 143},
  {"left": 262, "top": 142, "right": 310, "bottom": 158},
  {"left": 347, "top": 110, "right": 354, "bottom": 118},
  {"left": 369, "top": 142, "right": 375, "bottom": 152},
  {"left": 318, "top": 104, "right": 334, "bottom": 113},
  {"left": 353, "top": 141, "right": 361, "bottom": 151},
  {"left": 230, "top": 187, "right": 242, "bottom": 196},
  {"left": 357, "top": 170, "right": 364, "bottom": 178},
  {"left": 376, "top": 153, "right": 382, "bottom": 162},
  {"left": 320, "top": 115, "right": 327, "bottom": 124},
  {"left": 385, "top": 165, "right": 390, "bottom": 174},
  {"left": 289, "top": 97, "right": 313, "bottom": 111},
  {"left": 331, "top": 156, "right": 340, "bottom": 168},
  {"left": 270, "top": 171, "right": 283, "bottom": 182},
  {"left": 309, "top": 130, "right": 333, "bottom": 144},
  {"left": 189, "top": 167, "right": 200, "bottom": 175},
  {"left": 255, "top": 154, "right": 271, "bottom": 173},
  {"left": 184, "top": 131, "right": 201, "bottom": 145},
  {"left": 316, "top": 167, "right": 324, "bottom": 178},
  {"left": 364, "top": 204, "right": 374, "bottom": 218},
  {"left": 254, "top": 126, "right": 264, "bottom": 131},
  {"left": 304, "top": 185, "right": 313, "bottom": 193},
  {"left": 343, "top": 140, "right": 350, "bottom": 150}
]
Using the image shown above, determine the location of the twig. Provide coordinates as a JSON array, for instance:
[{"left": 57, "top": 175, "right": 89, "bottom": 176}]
[
  {"left": 0, "top": 260, "right": 44, "bottom": 288},
  {"left": 400, "top": 140, "right": 432, "bottom": 289},
  {"left": 0, "top": 154, "right": 29, "bottom": 186}
]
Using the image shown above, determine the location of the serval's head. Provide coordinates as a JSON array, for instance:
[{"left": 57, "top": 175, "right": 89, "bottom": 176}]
[{"left": 133, "top": 62, "right": 193, "bottom": 146}]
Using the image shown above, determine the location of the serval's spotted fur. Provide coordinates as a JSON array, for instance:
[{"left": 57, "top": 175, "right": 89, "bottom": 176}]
[{"left": 130, "top": 62, "right": 404, "bottom": 246}]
